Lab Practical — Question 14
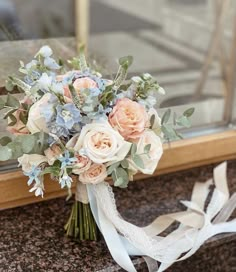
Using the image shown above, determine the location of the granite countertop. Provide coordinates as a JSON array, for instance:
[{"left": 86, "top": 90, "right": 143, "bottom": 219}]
[{"left": 1, "top": 161, "right": 236, "bottom": 272}]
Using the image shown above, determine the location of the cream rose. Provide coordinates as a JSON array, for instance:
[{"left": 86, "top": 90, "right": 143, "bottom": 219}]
[
  {"left": 109, "top": 98, "right": 149, "bottom": 141},
  {"left": 18, "top": 154, "right": 48, "bottom": 172},
  {"left": 128, "top": 130, "right": 163, "bottom": 175},
  {"left": 72, "top": 155, "right": 92, "bottom": 175},
  {"left": 44, "top": 144, "right": 62, "bottom": 165},
  {"left": 26, "top": 93, "right": 56, "bottom": 134},
  {"left": 73, "top": 121, "right": 131, "bottom": 165},
  {"left": 79, "top": 163, "right": 107, "bottom": 184}
]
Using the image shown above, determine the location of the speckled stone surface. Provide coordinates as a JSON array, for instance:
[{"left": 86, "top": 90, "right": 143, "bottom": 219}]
[{"left": 0, "top": 161, "right": 236, "bottom": 272}]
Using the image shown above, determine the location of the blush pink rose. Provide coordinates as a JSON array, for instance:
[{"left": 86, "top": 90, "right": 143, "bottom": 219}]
[
  {"left": 44, "top": 144, "right": 62, "bottom": 165},
  {"left": 57, "top": 74, "right": 97, "bottom": 103},
  {"left": 79, "top": 163, "right": 107, "bottom": 184},
  {"left": 109, "top": 98, "right": 149, "bottom": 141},
  {"left": 7, "top": 97, "right": 31, "bottom": 135},
  {"left": 72, "top": 155, "right": 92, "bottom": 175}
]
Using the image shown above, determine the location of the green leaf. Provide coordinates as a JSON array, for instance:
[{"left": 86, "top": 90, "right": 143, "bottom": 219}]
[
  {"left": 0, "top": 136, "right": 12, "bottom": 146},
  {"left": 9, "top": 77, "right": 31, "bottom": 93},
  {"left": 0, "top": 146, "right": 12, "bottom": 161},
  {"left": 121, "top": 159, "right": 129, "bottom": 169},
  {"left": 144, "top": 144, "right": 151, "bottom": 153},
  {"left": 107, "top": 162, "right": 120, "bottom": 175},
  {"left": 133, "top": 155, "right": 144, "bottom": 169},
  {"left": 176, "top": 115, "right": 191, "bottom": 128},
  {"left": 131, "top": 143, "right": 137, "bottom": 156},
  {"left": 161, "top": 124, "right": 178, "bottom": 141},
  {"left": 119, "top": 56, "right": 133, "bottom": 68},
  {"left": 183, "top": 107, "right": 195, "bottom": 117},
  {"left": 6, "top": 94, "right": 20, "bottom": 108},
  {"left": 116, "top": 167, "right": 129, "bottom": 182},
  {"left": 7, "top": 142, "right": 22, "bottom": 159},
  {"left": 3, "top": 108, "right": 17, "bottom": 120},
  {"left": 114, "top": 177, "right": 125, "bottom": 187},
  {"left": 15, "top": 135, "right": 36, "bottom": 153},
  {"left": 0, "top": 97, "right": 5, "bottom": 109},
  {"left": 41, "top": 166, "right": 60, "bottom": 176},
  {"left": 19, "top": 111, "right": 27, "bottom": 125},
  {"left": 150, "top": 114, "right": 155, "bottom": 128},
  {"left": 8, "top": 114, "right": 17, "bottom": 126},
  {"left": 161, "top": 109, "right": 171, "bottom": 125}
]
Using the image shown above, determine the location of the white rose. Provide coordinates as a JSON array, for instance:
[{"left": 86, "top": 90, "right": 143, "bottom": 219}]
[
  {"left": 18, "top": 154, "right": 48, "bottom": 172},
  {"left": 74, "top": 121, "right": 132, "bottom": 165},
  {"left": 26, "top": 93, "right": 56, "bottom": 134},
  {"left": 79, "top": 163, "right": 107, "bottom": 184},
  {"left": 129, "top": 130, "right": 163, "bottom": 175}
]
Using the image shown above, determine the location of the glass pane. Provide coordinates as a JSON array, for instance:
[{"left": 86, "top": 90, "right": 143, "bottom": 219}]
[{"left": 88, "top": 0, "right": 236, "bottom": 134}]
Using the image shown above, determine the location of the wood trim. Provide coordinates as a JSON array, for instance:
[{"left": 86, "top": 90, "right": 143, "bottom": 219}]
[{"left": 1, "top": 130, "right": 236, "bottom": 210}]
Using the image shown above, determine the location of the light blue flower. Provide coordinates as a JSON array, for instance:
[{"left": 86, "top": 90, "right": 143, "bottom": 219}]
[
  {"left": 58, "top": 151, "right": 77, "bottom": 169},
  {"left": 59, "top": 174, "right": 73, "bottom": 189},
  {"left": 24, "top": 166, "right": 42, "bottom": 186},
  {"left": 56, "top": 103, "right": 81, "bottom": 130},
  {"left": 35, "top": 46, "right": 53, "bottom": 58},
  {"left": 49, "top": 125, "right": 70, "bottom": 139},
  {"left": 40, "top": 94, "right": 58, "bottom": 123},
  {"left": 37, "top": 73, "right": 52, "bottom": 92},
  {"left": 44, "top": 57, "right": 61, "bottom": 70}
]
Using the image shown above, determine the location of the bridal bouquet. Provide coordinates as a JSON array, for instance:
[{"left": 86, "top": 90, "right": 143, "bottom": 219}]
[
  {"left": 3, "top": 46, "right": 235, "bottom": 271},
  {"left": 0, "top": 45, "right": 193, "bottom": 240}
]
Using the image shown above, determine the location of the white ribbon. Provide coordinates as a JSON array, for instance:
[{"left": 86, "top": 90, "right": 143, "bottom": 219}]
[{"left": 85, "top": 162, "right": 236, "bottom": 272}]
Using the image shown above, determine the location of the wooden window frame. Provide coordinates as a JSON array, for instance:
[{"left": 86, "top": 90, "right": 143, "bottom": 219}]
[{"left": 1, "top": 129, "right": 236, "bottom": 209}]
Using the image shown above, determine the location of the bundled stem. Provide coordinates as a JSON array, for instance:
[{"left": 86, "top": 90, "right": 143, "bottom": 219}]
[{"left": 64, "top": 199, "right": 98, "bottom": 241}]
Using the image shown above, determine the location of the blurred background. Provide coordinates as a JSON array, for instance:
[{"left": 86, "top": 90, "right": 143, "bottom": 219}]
[{"left": 0, "top": 0, "right": 236, "bottom": 147}]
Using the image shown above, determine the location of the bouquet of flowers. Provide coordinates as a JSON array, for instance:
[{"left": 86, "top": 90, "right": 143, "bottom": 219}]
[
  {"left": 3, "top": 46, "right": 235, "bottom": 271},
  {"left": 0, "top": 45, "right": 194, "bottom": 241}
]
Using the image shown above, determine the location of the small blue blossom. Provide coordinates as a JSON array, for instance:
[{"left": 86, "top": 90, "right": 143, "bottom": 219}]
[
  {"left": 49, "top": 125, "right": 70, "bottom": 139},
  {"left": 35, "top": 46, "right": 53, "bottom": 58},
  {"left": 59, "top": 174, "right": 73, "bottom": 189},
  {"left": 24, "top": 166, "right": 42, "bottom": 186},
  {"left": 44, "top": 57, "right": 61, "bottom": 70},
  {"left": 58, "top": 151, "right": 77, "bottom": 169},
  {"left": 56, "top": 103, "right": 81, "bottom": 130}
]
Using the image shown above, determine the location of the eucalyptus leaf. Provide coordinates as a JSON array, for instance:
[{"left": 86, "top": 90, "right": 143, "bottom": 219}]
[
  {"left": 133, "top": 155, "right": 144, "bottom": 169},
  {"left": 0, "top": 136, "right": 12, "bottom": 146},
  {"left": 0, "top": 146, "right": 12, "bottom": 161},
  {"left": 16, "top": 135, "right": 36, "bottom": 153},
  {"left": 131, "top": 143, "right": 137, "bottom": 156},
  {"left": 6, "top": 94, "right": 20, "bottom": 108},
  {"left": 107, "top": 162, "right": 121, "bottom": 175},
  {"left": 161, "top": 124, "right": 178, "bottom": 141},
  {"left": 114, "top": 177, "right": 124, "bottom": 187},
  {"left": 176, "top": 115, "right": 191, "bottom": 128},
  {"left": 8, "top": 114, "right": 17, "bottom": 126},
  {"left": 7, "top": 142, "right": 22, "bottom": 159},
  {"left": 121, "top": 159, "right": 129, "bottom": 169},
  {"left": 161, "top": 109, "right": 171, "bottom": 125},
  {"left": 116, "top": 167, "right": 129, "bottom": 183},
  {"left": 0, "top": 98, "right": 5, "bottom": 110},
  {"left": 3, "top": 109, "right": 17, "bottom": 119},
  {"left": 183, "top": 107, "right": 195, "bottom": 117}
]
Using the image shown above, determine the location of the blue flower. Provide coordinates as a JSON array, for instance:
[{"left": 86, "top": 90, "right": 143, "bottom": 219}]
[
  {"left": 24, "top": 166, "right": 42, "bottom": 186},
  {"left": 59, "top": 174, "right": 73, "bottom": 188},
  {"left": 56, "top": 103, "right": 81, "bottom": 130},
  {"left": 58, "top": 151, "right": 77, "bottom": 169}
]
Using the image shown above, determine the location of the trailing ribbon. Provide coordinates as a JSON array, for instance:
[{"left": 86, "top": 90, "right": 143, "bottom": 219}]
[{"left": 86, "top": 162, "right": 236, "bottom": 272}]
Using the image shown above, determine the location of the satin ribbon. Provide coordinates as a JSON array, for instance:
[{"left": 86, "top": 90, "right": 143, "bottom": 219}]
[{"left": 86, "top": 162, "right": 236, "bottom": 272}]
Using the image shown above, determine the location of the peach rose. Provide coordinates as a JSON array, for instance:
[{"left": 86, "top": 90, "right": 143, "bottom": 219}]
[
  {"left": 7, "top": 97, "right": 31, "bottom": 135},
  {"left": 73, "top": 121, "right": 131, "bottom": 165},
  {"left": 79, "top": 163, "right": 107, "bottom": 184},
  {"left": 44, "top": 144, "right": 62, "bottom": 165},
  {"left": 57, "top": 74, "right": 97, "bottom": 103},
  {"left": 128, "top": 130, "right": 163, "bottom": 175},
  {"left": 109, "top": 98, "right": 149, "bottom": 141},
  {"left": 72, "top": 155, "right": 92, "bottom": 175}
]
